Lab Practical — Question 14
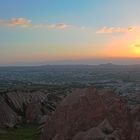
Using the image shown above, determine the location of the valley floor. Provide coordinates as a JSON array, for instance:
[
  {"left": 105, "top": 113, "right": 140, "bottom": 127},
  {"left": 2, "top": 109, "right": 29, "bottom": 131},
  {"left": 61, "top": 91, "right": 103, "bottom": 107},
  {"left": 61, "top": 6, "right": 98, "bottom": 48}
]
[{"left": 0, "top": 124, "right": 40, "bottom": 140}]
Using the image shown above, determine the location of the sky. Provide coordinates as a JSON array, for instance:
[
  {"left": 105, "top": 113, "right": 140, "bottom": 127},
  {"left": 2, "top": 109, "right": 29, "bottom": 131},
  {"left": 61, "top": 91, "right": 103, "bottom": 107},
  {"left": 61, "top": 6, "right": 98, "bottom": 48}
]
[{"left": 0, "top": 0, "right": 140, "bottom": 65}]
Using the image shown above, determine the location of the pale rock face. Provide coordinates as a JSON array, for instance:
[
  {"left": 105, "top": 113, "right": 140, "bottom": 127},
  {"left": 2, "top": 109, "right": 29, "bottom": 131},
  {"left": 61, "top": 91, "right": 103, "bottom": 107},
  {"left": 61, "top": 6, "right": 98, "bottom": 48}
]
[{"left": 41, "top": 87, "right": 132, "bottom": 140}]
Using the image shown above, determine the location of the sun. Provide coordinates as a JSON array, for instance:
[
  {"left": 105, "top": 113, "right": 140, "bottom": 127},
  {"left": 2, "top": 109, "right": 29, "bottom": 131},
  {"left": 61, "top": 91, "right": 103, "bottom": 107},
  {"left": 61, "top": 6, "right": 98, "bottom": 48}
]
[{"left": 130, "top": 41, "right": 140, "bottom": 56}]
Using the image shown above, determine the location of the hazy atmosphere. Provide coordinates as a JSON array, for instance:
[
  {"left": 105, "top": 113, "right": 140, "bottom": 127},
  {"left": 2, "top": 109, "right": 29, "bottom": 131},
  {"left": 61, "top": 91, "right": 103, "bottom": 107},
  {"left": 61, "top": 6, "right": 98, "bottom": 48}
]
[{"left": 1, "top": 0, "right": 140, "bottom": 65}]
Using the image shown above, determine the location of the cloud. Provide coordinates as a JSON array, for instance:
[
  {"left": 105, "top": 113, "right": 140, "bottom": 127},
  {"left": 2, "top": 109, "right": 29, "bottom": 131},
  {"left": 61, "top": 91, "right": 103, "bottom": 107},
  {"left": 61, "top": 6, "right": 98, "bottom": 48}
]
[
  {"left": 47, "top": 23, "right": 69, "bottom": 29},
  {"left": 33, "top": 23, "right": 69, "bottom": 29},
  {"left": 0, "top": 18, "right": 31, "bottom": 27},
  {"left": 134, "top": 44, "right": 140, "bottom": 48},
  {"left": 96, "top": 26, "right": 135, "bottom": 34},
  {"left": 8, "top": 18, "right": 31, "bottom": 26},
  {"left": 0, "top": 18, "right": 69, "bottom": 30}
]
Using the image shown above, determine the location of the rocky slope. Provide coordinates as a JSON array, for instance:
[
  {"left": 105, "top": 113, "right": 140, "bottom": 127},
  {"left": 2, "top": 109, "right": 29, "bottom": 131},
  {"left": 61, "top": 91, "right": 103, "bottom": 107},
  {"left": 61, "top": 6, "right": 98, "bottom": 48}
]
[
  {"left": 1, "top": 86, "right": 140, "bottom": 139},
  {"left": 0, "top": 96, "right": 17, "bottom": 128},
  {"left": 41, "top": 87, "right": 140, "bottom": 140},
  {"left": 0, "top": 91, "right": 64, "bottom": 128}
]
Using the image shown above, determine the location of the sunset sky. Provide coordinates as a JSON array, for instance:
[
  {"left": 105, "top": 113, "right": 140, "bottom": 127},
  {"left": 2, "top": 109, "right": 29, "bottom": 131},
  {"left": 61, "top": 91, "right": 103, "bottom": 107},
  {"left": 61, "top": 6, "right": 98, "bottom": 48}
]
[{"left": 0, "top": 0, "right": 140, "bottom": 65}]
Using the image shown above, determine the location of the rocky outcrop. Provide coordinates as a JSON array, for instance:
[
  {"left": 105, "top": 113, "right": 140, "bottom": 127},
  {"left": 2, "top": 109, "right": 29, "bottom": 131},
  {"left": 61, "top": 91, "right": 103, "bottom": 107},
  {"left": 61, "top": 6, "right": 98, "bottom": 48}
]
[
  {"left": 0, "top": 96, "right": 17, "bottom": 128},
  {"left": 1, "top": 86, "right": 140, "bottom": 139},
  {"left": 25, "top": 101, "right": 42, "bottom": 124},
  {"left": 5, "top": 92, "right": 47, "bottom": 115},
  {"left": 72, "top": 119, "right": 119, "bottom": 140},
  {"left": 41, "top": 87, "right": 132, "bottom": 140},
  {"left": 4, "top": 91, "right": 63, "bottom": 123},
  {"left": 130, "top": 105, "right": 140, "bottom": 140},
  {"left": 0, "top": 90, "right": 64, "bottom": 126}
]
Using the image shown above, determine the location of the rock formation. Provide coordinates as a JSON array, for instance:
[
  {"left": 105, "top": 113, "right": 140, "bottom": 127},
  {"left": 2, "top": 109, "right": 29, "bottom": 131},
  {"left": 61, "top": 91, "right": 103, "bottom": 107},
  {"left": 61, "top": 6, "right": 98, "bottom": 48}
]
[
  {"left": 130, "top": 105, "right": 140, "bottom": 140},
  {"left": 1, "top": 86, "right": 140, "bottom": 139},
  {"left": 41, "top": 87, "right": 135, "bottom": 140},
  {"left": 0, "top": 90, "right": 64, "bottom": 127},
  {"left": 0, "top": 96, "right": 17, "bottom": 128}
]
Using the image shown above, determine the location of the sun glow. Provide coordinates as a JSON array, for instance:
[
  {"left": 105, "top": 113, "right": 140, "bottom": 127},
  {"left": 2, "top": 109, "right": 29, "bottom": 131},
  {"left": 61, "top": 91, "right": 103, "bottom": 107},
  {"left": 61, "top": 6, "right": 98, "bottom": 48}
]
[{"left": 130, "top": 40, "right": 140, "bottom": 56}]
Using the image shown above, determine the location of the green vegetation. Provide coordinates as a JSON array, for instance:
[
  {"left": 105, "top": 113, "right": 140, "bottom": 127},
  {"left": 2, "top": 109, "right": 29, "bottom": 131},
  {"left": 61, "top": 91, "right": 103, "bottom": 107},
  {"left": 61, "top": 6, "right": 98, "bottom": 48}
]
[{"left": 0, "top": 124, "right": 40, "bottom": 140}]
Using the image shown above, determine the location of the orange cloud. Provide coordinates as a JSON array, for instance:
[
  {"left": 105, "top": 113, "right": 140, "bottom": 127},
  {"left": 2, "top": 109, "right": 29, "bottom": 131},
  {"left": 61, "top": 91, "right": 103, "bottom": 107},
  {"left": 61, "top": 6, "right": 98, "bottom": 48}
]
[
  {"left": 0, "top": 18, "right": 31, "bottom": 27},
  {"left": 8, "top": 18, "right": 31, "bottom": 26},
  {"left": 96, "top": 26, "right": 135, "bottom": 34},
  {"left": 0, "top": 18, "right": 69, "bottom": 30},
  {"left": 47, "top": 23, "right": 69, "bottom": 29}
]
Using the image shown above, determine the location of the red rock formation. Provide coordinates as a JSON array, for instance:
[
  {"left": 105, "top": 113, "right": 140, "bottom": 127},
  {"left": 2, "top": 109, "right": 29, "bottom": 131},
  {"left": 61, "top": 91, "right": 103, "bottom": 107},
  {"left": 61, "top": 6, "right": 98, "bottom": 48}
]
[
  {"left": 41, "top": 87, "right": 132, "bottom": 140},
  {"left": 131, "top": 105, "right": 140, "bottom": 140},
  {"left": 101, "top": 91, "right": 132, "bottom": 139},
  {"left": 25, "top": 101, "right": 42, "bottom": 124},
  {"left": 72, "top": 119, "right": 117, "bottom": 140}
]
